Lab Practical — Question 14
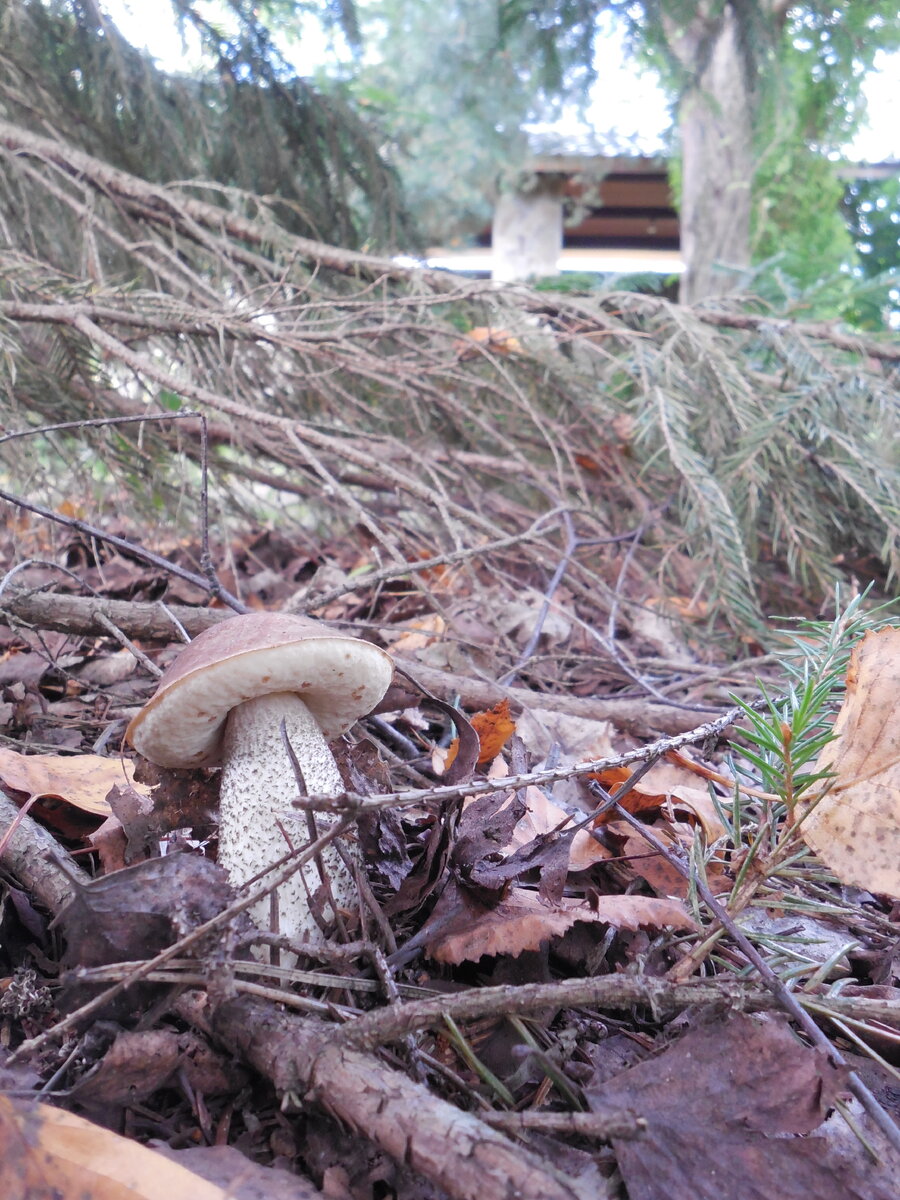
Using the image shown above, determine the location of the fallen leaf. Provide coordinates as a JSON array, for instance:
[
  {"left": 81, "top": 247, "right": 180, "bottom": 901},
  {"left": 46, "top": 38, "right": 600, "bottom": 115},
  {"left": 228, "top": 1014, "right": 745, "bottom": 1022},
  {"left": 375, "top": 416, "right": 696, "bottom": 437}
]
[
  {"left": 0, "top": 748, "right": 149, "bottom": 828},
  {"left": 496, "top": 592, "right": 571, "bottom": 646},
  {"left": 429, "top": 886, "right": 694, "bottom": 963},
  {"left": 801, "top": 627, "right": 900, "bottom": 898},
  {"left": 384, "top": 613, "right": 447, "bottom": 655},
  {"left": 587, "top": 1013, "right": 897, "bottom": 1200},
  {"left": 514, "top": 707, "right": 615, "bottom": 762},
  {"left": 590, "top": 760, "right": 727, "bottom": 843},
  {"left": 444, "top": 699, "right": 516, "bottom": 769},
  {"left": 0, "top": 1093, "right": 226, "bottom": 1198},
  {"left": 505, "top": 785, "right": 610, "bottom": 872},
  {"left": 454, "top": 326, "right": 522, "bottom": 358}
]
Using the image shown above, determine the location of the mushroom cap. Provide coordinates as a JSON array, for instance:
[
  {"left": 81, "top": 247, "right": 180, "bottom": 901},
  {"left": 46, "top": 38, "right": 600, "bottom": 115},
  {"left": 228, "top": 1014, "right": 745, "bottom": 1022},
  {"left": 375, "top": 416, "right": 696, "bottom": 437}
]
[{"left": 127, "top": 613, "right": 394, "bottom": 769}]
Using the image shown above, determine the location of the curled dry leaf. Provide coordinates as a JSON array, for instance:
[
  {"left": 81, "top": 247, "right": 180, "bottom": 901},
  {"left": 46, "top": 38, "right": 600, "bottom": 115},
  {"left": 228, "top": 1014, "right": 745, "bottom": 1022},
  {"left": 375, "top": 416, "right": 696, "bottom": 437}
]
[
  {"left": 444, "top": 699, "right": 516, "bottom": 771},
  {"left": 801, "top": 626, "right": 900, "bottom": 898},
  {"left": 591, "top": 760, "right": 727, "bottom": 843},
  {"left": 429, "top": 885, "right": 696, "bottom": 964},
  {"left": 504, "top": 785, "right": 611, "bottom": 872}
]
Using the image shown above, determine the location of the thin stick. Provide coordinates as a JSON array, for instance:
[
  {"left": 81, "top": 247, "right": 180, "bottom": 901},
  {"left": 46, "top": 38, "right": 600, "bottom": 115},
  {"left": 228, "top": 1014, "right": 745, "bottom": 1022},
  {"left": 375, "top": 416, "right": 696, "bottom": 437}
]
[
  {"left": 294, "top": 703, "right": 746, "bottom": 815},
  {"left": 0, "top": 484, "right": 248, "bottom": 615}
]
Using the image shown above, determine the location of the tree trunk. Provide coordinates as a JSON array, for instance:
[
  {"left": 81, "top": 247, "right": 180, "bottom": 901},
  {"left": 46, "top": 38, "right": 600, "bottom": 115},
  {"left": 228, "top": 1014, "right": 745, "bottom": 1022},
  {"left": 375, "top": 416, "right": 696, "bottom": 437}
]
[{"left": 676, "top": 3, "right": 755, "bottom": 304}]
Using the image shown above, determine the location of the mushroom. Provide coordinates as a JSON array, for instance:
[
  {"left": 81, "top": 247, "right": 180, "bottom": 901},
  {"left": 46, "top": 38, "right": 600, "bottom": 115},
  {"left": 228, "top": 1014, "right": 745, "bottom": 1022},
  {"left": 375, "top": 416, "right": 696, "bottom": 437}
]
[{"left": 126, "top": 613, "right": 394, "bottom": 953}]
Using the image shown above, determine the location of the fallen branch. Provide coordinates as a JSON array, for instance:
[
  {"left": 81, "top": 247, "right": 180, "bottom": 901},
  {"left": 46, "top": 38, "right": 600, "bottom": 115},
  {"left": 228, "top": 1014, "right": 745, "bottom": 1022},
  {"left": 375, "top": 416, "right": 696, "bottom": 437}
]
[
  {"left": 0, "top": 790, "right": 91, "bottom": 912},
  {"left": 328, "top": 974, "right": 900, "bottom": 1051},
  {"left": 188, "top": 991, "right": 595, "bottom": 1200},
  {"left": 0, "top": 588, "right": 708, "bottom": 735}
]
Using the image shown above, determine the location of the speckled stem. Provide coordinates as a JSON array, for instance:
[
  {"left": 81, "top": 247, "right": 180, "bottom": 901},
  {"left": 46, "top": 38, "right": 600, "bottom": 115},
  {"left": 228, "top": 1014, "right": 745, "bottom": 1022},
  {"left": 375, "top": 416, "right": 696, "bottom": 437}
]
[{"left": 218, "top": 691, "right": 358, "bottom": 954}]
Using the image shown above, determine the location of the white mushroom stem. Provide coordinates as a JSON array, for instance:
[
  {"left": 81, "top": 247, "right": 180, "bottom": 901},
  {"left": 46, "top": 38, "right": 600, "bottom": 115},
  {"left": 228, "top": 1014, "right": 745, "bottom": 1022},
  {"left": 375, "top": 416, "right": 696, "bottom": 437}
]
[{"left": 218, "top": 691, "right": 358, "bottom": 956}]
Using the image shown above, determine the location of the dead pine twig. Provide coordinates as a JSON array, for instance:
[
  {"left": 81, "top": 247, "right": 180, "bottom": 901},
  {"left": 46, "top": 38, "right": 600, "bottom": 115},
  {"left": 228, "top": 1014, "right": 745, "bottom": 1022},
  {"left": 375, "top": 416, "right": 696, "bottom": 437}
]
[{"left": 295, "top": 703, "right": 749, "bottom": 816}]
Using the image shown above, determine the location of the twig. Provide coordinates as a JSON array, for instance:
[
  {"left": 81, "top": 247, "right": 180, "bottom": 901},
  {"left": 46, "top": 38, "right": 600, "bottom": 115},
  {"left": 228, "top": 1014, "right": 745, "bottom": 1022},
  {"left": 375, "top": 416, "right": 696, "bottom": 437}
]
[
  {"left": 499, "top": 510, "right": 636, "bottom": 687},
  {"left": 297, "top": 507, "right": 569, "bottom": 615},
  {"left": 94, "top": 612, "right": 161, "bottom": 677},
  {"left": 329, "top": 972, "right": 898, "bottom": 1051},
  {"left": 481, "top": 1109, "right": 645, "bottom": 1141},
  {"left": 294, "top": 704, "right": 746, "bottom": 815},
  {"left": 0, "top": 485, "right": 248, "bottom": 614}
]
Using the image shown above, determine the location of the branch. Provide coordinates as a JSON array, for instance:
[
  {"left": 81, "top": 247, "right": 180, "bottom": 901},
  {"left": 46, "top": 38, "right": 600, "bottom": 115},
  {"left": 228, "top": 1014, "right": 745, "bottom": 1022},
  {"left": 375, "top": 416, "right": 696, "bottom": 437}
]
[
  {"left": 0, "top": 588, "right": 711, "bottom": 736},
  {"left": 694, "top": 311, "right": 900, "bottom": 363}
]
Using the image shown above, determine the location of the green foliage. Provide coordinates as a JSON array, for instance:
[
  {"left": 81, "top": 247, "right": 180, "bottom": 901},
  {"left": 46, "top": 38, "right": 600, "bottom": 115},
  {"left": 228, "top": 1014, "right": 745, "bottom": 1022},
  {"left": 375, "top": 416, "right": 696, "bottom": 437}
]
[
  {"left": 621, "top": 294, "right": 900, "bottom": 627},
  {"left": 746, "top": 5, "right": 900, "bottom": 320},
  {"left": 731, "top": 590, "right": 898, "bottom": 837},
  {"left": 841, "top": 175, "right": 900, "bottom": 323}
]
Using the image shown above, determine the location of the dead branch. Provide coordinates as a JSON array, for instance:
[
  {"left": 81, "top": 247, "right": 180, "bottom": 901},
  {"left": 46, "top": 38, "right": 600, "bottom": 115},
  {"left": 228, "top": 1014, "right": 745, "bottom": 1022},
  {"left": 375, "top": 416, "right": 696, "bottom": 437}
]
[
  {"left": 0, "top": 588, "right": 709, "bottom": 735},
  {"left": 188, "top": 991, "right": 597, "bottom": 1200},
  {"left": 329, "top": 973, "right": 900, "bottom": 1049},
  {"left": 0, "top": 790, "right": 91, "bottom": 912}
]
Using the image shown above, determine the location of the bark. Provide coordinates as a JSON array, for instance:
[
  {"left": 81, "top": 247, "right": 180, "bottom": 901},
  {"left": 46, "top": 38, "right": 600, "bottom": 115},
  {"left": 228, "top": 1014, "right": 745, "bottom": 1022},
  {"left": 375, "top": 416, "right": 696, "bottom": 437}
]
[
  {"left": 675, "top": 3, "right": 755, "bottom": 304},
  {"left": 202, "top": 994, "right": 599, "bottom": 1200},
  {"left": 0, "top": 791, "right": 91, "bottom": 912}
]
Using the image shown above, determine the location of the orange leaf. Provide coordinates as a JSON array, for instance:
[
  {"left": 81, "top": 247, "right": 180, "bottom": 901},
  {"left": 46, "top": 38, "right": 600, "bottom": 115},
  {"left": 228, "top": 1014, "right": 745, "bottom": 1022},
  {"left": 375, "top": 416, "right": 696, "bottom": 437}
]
[
  {"left": 455, "top": 327, "right": 522, "bottom": 359},
  {"left": 445, "top": 699, "right": 516, "bottom": 770},
  {"left": 587, "top": 762, "right": 727, "bottom": 842},
  {"left": 471, "top": 699, "right": 516, "bottom": 765}
]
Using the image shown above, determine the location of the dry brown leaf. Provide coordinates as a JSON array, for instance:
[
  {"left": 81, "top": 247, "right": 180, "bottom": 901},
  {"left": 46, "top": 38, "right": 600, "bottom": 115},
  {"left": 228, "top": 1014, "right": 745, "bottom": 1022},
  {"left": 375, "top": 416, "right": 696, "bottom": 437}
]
[
  {"left": 477, "top": 759, "right": 610, "bottom": 870},
  {"left": 591, "top": 761, "right": 727, "bottom": 843},
  {"left": 588, "top": 1014, "right": 869, "bottom": 1200},
  {"left": 513, "top": 707, "right": 615, "bottom": 762},
  {"left": 445, "top": 699, "right": 516, "bottom": 770},
  {"left": 502, "top": 785, "right": 610, "bottom": 871},
  {"left": 384, "top": 613, "right": 447, "bottom": 655},
  {"left": 612, "top": 821, "right": 730, "bottom": 899},
  {"left": 0, "top": 748, "right": 148, "bottom": 820},
  {"left": 430, "top": 886, "right": 694, "bottom": 964},
  {"left": 496, "top": 592, "right": 571, "bottom": 646},
  {"left": 0, "top": 1094, "right": 227, "bottom": 1199},
  {"left": 801, "top": 627, "right": 900, "bottom": 897}
]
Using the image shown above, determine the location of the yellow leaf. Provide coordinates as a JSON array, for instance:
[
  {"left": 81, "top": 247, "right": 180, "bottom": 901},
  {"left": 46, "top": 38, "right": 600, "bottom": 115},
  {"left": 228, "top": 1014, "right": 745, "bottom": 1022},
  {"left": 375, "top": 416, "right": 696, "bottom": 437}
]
[
  {"left": 0, "top": 1095, "right": 226, "bottom": 1199},
  {"left": 0, "top": 748, "right": 147, "bottom": 819}
]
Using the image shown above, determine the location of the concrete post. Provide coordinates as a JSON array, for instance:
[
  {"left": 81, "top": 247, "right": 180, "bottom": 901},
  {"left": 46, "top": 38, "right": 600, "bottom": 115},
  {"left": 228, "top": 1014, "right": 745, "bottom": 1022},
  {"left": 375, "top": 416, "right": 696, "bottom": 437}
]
[{"left": 491, "top": 177, "right": 564, "bottom": 282}]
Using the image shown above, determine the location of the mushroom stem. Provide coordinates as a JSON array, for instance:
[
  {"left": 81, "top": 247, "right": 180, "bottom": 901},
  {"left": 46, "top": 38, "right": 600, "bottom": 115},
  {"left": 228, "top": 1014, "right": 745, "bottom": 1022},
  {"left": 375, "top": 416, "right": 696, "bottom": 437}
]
[{"left": 218, "top": 691, "right": 357, "bottom": 954}]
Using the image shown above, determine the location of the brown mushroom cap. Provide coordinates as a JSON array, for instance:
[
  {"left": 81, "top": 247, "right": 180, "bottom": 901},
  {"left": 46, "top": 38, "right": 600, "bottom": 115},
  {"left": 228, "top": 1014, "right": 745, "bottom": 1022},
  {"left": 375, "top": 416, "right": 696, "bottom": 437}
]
[{"left": 126, "top": 613, "right": 394, "bottom": 769}]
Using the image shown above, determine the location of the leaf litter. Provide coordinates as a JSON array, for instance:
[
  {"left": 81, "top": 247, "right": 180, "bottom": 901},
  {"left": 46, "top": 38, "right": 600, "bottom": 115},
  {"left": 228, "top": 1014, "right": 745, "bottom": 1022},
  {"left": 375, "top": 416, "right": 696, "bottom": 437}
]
[{"left": 0, "top": 512, "right": 898, "bottom": 1198}]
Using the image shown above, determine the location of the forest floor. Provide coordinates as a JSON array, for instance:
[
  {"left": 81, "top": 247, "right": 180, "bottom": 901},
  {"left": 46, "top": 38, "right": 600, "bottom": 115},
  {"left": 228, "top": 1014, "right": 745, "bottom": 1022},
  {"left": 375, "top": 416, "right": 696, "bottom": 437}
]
[{"left": 0, "top": 507, "right": 898, "bottom": 1200}]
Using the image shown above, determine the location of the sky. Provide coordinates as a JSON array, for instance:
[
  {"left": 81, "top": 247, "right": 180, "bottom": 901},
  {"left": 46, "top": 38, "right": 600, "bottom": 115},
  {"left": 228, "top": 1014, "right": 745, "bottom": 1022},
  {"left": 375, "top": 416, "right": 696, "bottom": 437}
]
[{"left": 102, "top": 0, "right": 900, "bottom": 163}]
